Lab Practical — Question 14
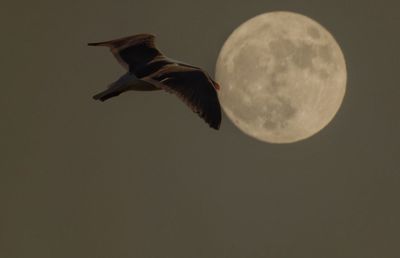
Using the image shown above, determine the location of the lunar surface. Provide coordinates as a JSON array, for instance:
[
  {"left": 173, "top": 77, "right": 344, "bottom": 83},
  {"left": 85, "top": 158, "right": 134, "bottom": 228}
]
[{"left": 215, "top": 11, "right": 347, "bottom": 143}]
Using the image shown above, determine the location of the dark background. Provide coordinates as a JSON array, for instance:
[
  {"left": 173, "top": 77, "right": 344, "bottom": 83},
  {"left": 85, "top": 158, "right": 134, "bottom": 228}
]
[{"left": 1, "top": 0, "right": 399, "bottom": 257}]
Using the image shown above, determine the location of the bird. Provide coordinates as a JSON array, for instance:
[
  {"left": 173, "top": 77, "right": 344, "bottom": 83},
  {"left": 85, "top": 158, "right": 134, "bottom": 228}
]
[{"left": 88, "top": 33, "right": 222, "bottom": 130}]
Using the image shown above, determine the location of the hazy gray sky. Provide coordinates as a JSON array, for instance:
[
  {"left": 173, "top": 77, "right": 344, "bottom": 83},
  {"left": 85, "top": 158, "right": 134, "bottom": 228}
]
[{"left": 1, "top": 1, "right": 399, "bottom": 258}]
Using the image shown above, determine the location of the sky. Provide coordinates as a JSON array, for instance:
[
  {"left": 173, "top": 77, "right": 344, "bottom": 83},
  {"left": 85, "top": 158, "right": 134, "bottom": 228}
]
[{"left": 1, "top": 0, "right": 399, "bottom": 258}]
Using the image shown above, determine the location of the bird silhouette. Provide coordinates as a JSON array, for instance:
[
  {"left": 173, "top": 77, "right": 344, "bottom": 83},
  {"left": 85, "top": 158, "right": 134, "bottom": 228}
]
[{"left": 88, "top": 33, "right": 222, "bottom": 130}]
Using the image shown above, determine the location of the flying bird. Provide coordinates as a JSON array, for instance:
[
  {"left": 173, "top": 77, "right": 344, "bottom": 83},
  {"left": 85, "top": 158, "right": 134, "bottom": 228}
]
[{"left": 88, "top": 33, "right": 222, "bottom": 129}]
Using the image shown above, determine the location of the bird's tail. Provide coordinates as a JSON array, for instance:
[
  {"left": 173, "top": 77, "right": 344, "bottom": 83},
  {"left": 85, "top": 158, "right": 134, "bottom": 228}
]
[
  {"left": 87, "top": 41, "right": 113, "bottom": 47},
  {"left": 93, "top": 73, "right": 156, "bottom": 101},
  {"left": 93, "top": 85, "right": 125, "bottom": 101},
  {"left": 93, "top": 75, "right": 134, "bottom": 101}
]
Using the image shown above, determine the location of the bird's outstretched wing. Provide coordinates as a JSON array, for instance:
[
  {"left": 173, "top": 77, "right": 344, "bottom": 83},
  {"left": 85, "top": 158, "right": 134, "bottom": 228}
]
[
  {"left": 88, "top": 33, "right": 162, "bottom": 72},
  {"left": 88, "top": 33, "right": 222, "bottom": 129},
  {"left": 144, "top": 65, "right": 221, "bottom": 129}
]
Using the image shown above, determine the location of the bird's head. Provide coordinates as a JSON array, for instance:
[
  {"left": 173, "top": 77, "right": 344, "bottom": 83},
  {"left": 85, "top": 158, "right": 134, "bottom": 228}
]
[{"left": 210, "top": 79, "right": 220, "bottom": 91}]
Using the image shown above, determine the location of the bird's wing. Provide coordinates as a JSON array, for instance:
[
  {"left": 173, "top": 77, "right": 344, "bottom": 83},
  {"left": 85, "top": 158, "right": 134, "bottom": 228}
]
[
  {"left": 144, "top": 65, "right": 222, "bottom": 129},
  {"left": 88, "top": 33, "right": 163, "bottom": 71}
]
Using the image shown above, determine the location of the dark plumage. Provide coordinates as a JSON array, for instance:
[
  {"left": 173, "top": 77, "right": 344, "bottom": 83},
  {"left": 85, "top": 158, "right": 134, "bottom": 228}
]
[{"left": 88, "top": 33, "right": 222, "bottom": 130}]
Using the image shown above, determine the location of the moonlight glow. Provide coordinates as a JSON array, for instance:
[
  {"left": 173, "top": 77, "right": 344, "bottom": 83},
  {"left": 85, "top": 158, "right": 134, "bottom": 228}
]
[{"left": 216, "top": 11, "right": 347, "bottom": 143}]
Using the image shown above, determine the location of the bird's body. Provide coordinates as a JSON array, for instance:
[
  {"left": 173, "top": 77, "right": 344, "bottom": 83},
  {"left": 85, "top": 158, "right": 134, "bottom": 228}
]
[{"left": 88, "top": 33, "right": 221, "bottom": 129}]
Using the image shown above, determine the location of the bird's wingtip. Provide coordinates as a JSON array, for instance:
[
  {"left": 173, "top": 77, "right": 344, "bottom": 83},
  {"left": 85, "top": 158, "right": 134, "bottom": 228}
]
[{"left": 210, "top": 121, "right": 221, "bottom": 130}]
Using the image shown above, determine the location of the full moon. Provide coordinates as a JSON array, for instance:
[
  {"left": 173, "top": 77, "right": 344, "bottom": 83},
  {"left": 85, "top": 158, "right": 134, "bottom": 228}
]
[{"left": 216, "top": 11, "right": 347, "bottom": 143}]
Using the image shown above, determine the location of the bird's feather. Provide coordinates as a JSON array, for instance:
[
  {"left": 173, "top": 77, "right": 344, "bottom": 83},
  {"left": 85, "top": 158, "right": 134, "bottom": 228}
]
[
  {"left": 143, "top": 65, "right": 221, "bottom": 129},
  {"left": 88, "top": 33, "right": 161, "bottom": 71}
]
